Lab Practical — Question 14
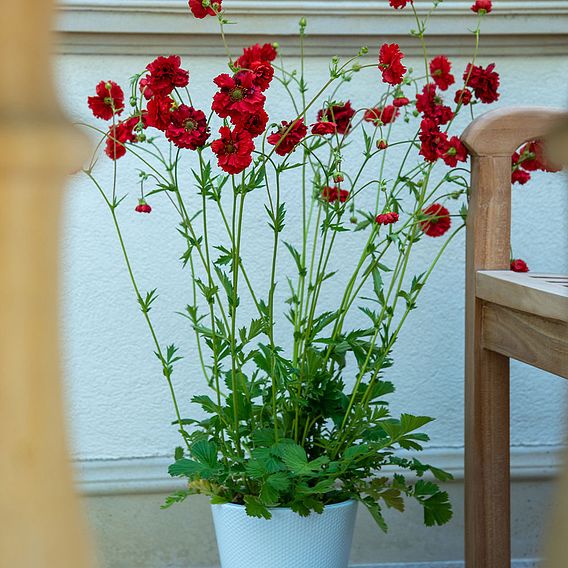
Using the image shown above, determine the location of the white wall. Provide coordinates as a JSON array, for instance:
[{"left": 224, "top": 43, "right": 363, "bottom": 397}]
[{"left": 55, "top": 1, "right": 568, "bottom": 565}]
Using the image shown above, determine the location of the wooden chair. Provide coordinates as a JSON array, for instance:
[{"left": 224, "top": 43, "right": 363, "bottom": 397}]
[
  {"left": 462, "top": 107, "right": 568, "bottom": 568},
  {"left": 0, "top": 1, "right": 95, "bottom": 566}
]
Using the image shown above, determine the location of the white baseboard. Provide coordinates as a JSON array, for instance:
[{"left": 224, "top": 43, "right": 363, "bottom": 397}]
[{"left": 75, "top": 446, "right": 563, "bottom": 496}]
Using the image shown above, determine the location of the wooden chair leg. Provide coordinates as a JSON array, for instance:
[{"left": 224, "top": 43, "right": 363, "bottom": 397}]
[{"left": 465, "top": 309, "right": 511, "bottom": 567}]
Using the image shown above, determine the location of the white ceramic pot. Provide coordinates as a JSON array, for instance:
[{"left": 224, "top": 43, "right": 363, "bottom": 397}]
[{"left": 211, "top": 499, "right": 358, "bottom": 568}]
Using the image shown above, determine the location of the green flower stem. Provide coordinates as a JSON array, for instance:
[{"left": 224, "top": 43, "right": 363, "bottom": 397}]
[{"left": 86, "top": 171, "right": 190, "bottom": 449}]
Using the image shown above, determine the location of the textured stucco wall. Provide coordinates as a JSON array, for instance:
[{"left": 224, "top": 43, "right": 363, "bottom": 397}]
[{"left": 58, "top": 52, "right": 568, "bottom": 462}]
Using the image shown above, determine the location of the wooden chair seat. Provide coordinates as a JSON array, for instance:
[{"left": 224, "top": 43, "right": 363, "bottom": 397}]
[{"left": 476, "top": 271, "right": 568, "bottom": 378}]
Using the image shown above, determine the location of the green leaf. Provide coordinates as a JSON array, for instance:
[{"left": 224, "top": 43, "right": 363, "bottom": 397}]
[
  {"left": 174, "top": 446, "right": 184, "bottom": 461},
  {"left": 266, "top": 472, "right": 291, "bottom": 492},
  {"left": 413, "top": 480, "right": 453, "bottom": 526},
  {"left": 244, "top": 496, "right": 272, "bottom": 519},
  {"left": 362, "top": 497, "right": 388, "bottom": 533},
  {"left": 161, "top": 489, "right": 191, "bottom": 509},
  {"left": 279, "top": 443, "right": 308, "bottom": 473},
  {"left": 192, "top": 440, "right": 218, "bottom": 468},
  {"left": 168, "top": 458, "right": 205, "bottom": 478},
  {"left": 210, "top": 495, "right": 230, "bottom": 505}
]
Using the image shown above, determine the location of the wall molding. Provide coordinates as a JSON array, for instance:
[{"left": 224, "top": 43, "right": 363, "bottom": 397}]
[
  {"left": 75, "top": 445, "right": 563, "bottom": 496},
  {"left": 57, "top": 0, "right": 568, "bottom": 56}
]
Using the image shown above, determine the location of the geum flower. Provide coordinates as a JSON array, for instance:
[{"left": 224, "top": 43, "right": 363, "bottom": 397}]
[
  {"left": 363, "top": 105, "right": 399, "bottom": 125},
  {"left": 211, "top": 126, "right": 254, "bottom": 174},
  {"left": 212, "top": 71, "right": 266, "bottom": 120},
  {"left": 189, "top": 0, "right": 221, "bottom": 19},
  {"left": 440, "top": 136, "right": 468, "bottom": 167},
  {"left": 454, "top": 88, "right": 472, "bottom": 105},
  {"left": 420, "top": 203, "right": 452, "bottom": 237},
  {"left": 375, "top": 211, "right": 399, "bottom": 225},
  {"left": 416, "top": 84, "right": 454, "bottom": 125},
  {"left": 165, "top": 105, "right": 210, "bottom": 150},
  {"left": 135, "top": 199, "right": 152, "bottom": 213},
  {"left": 140, "top": 55, "right": 189, "bottom": 99},
  {"left": 311, "top": 121, "right": 337, "bottom": 136},
  {"left": 389, "top": 0, "right": 412, "bottom": 8},
  {"left": 378, "top": 43, "right": 406, "bottom": 85},
  {"left": 517, "top": 141, "right": 561, "bottom": 173},
  {"left": 233, "top": 108, "right": 269, "bottom": 138},
  {"left": 510, "top": 258, "right": 529, "bottom": 272},
  {"left": 144, "top": 96, "right": 174, "bottom": 131},
  {"left": 267, "top": 119, "right": 308, "bottom": 155},
  {"left": 321, "top": 185, "right": 349, "bottom": 203},
  {"left": 471, "top": 0, "right": 492, "bottom": 13},
  {"left": 105, "top": 117, "right": 140, "bottom": 160},
  {"left": 393, "top": 96, "right": 410, "bottom": 107},
  {"left": 429, "top": 56, "right": 455, "bottom": 91},
  {"left": 317, "top": 101, "right": 355, "bottom": 135},
  {"left": 463, "top": 63, "right": 500, "bottom": 103},
  {"left": 235, "top": 43, "right": 278, "bottom": 68},
  {"left": 88, "top": 80, "right": 124, "bottom": 120},
  {"left": 235, "top": 43, "right": 277, "bottom": 91}
]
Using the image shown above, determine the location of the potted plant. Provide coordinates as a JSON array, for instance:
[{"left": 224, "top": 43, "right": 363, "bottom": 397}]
[{"left": 81, "top": 0, "right": 499, "bottom": 565}]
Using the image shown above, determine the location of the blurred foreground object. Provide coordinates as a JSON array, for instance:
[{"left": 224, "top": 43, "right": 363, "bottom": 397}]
[
  {"left": 0, "top": 1, "right": 93, "bottom": 566},
  {"left": 462, "top": 107, "right": 568, "bottom": 568},
  {"left": 541, "top": 115, "right": 568, "bottom": 568}
]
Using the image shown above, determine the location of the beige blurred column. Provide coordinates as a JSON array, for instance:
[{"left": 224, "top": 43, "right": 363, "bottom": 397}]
[
  {"left": 0, "top": 1, "right": 94, "bottom": 566},
  {"left": 541, "top": 121, "right": 568, "bottom": 568}
]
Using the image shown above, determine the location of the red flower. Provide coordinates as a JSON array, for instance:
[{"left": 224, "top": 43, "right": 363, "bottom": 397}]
[
  {"left": 393, "top": 96, "right": 410, "bottom": 107},
  {"left": 440, "top": 136, "right": 468, "bottom": 167},
  {"left": 454, "top": 88, "right": 472, "bottom": 105},
  {"left": 235, "top": 43, "right": 278, "bottom": 68},
  {"left": 419, "top": 118, "right": 446, "bottom": 162},
  {"left": 142, "top": 56, "right": 189, "bottom": 98},
  {"left": 471, "top": 0, "right": 492, "bottom": 13},
  {"left": 512, "top": 167, "right": 531, "bottom": 185},
  {"left": 135, "top": 199, "right": 152, "bottom": 214},
  {"left": 510, "top": 258, "right": 529, "bottom": 272},
  {"left": 430, "top": 56, "right": 455, "bottom": 91},
  {"left": 88, "top": 81, "right": 124, "bottom": 120},
  {"left": 420, "top": 203, "right": 451, "bottom": 237},
  {"left": 464, "top": 63, "right": 500, "bottom": 104},
  {"left": 311, "top": 121, "right": 337, "bottom": 136},
  {"left": 416, "top": 84, "right": 454, "bottom": 125},
  {"left": 378, "top": 43, "right": 406, "bottom": 85},
  {"left": 105, "top": 117, "right": 139, "bottom": 160},
  {"left": 322, "top": 185, "right": 349, "bottom": 203},
  {"left": 389, "top": 0, "right": 412, "bottom": 8},
  {"left": 165, "top": 105, "right": 210, "bottom": 150},
  {"left": 212, "top": 71, "right": 266, "bottom": 120},
  {"left": 233, "top": 108, "right": 269, "bottom": 138},
  {"left": 267, "top": 119, "right": 308, "bottom": 155},
  {"left": 188, "top": 0, "right": 221, "bottom": 18},
  {"left": 235, "top": 43, "right": 277, "bottom": 91},
  {"left": 517, "top": 141, "right": 561, "bottom": 173},
  {"left": 364, "top": 105, "right": 399, "bottom": 125},
  {"left": 145, "top": 96, "right": 173, "bottom": 131},
  {"left": 317, "top": 101, "right": 356, "bottom": 135},
  {"left": 375, "top": 211, "right": 399, "bottom": 225},
  {"left": 511, "top": 151, "right": 531, "bottom": 185},
  {"left": 211, "top": 126, "right": 254, "bottom": 174}
]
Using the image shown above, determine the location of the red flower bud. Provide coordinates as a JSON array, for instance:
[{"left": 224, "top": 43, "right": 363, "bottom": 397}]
[
  {"left": 375, "top": 211, "right": 399, "bottom": 225},
  {"left": 510, "top": 258, "right": 529, "bottom": 272},
  {"left": 135, "top": 200, "right": 152, "bottom": 214},
  {"left": 377, "top": 139, "right": 388, "bottom": 150}
]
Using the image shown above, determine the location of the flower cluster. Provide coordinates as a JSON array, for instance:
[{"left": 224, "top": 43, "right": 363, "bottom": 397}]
[
  {"left": 512, "top": 140, "right": 561, "bottom": 185},
  {"left": 82, "top": 0, "right": 563, "bottom": 530}
]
